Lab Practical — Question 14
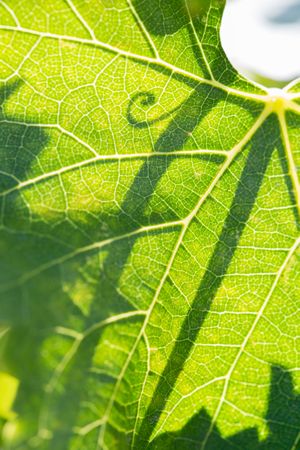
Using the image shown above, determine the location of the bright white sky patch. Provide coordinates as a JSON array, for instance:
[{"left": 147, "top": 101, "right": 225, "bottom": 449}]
[{"left": 221, "top": 0, "right": 300, "bottom": 82}]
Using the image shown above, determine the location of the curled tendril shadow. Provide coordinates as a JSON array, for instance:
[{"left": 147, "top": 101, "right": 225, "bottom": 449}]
[{"left": 127, "top": 92, "right": 181, "bottom": 129}]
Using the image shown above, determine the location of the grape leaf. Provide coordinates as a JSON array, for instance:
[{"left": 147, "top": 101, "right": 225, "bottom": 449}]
[{"left": 0, "top": 1, "right": 300, "bottom": 449}]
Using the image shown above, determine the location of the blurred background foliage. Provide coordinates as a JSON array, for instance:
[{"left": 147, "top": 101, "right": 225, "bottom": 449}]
[{"left": 222, "top": 0, "right": 300, "bottom": 87}]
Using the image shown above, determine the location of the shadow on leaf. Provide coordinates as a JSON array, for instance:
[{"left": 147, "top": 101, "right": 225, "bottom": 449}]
[
  {"left": 149, "top": 365, "right": 300, "bottom": 449},
  {"left": 0, "top": 81, "right": 49, "bottom": 193},
  {"left": 135, "top": 114, "right": 281, "bottom": 447}
]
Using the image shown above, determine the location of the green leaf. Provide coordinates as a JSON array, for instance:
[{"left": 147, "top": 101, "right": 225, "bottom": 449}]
[{"left": 0, "top": 1, "right": 299, "bottom": 449}]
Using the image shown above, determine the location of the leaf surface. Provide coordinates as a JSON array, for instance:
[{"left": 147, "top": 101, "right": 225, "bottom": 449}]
[{"left": 0, "top": 1, "right": 300, "bottom": 449}]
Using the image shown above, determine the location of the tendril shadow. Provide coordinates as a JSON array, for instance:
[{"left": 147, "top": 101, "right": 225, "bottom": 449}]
[
  {"left": 85, "top": 83, "right": 226, "bottom": 318},
  {"left": 127, "top": 92, "right": 181, "bottom": 129},
  {"left": 88, "top": 84, "right": 225, "bottom": 318}
]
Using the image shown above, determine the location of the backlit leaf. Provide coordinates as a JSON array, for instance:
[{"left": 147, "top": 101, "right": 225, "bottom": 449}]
[{"left": 0, "top": 1, "right": 299, "bottom": 449}]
